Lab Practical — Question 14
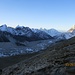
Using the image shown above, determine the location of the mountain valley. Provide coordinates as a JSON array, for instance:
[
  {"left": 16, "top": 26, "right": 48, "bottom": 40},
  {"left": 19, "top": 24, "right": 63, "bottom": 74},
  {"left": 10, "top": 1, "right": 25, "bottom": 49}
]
[{"left": 0, "top": 25, "right": 75, "bottom": 75}]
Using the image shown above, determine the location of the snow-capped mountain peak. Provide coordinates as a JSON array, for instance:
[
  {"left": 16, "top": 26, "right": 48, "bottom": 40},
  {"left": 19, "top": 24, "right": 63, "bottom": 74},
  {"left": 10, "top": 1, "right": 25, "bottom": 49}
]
[
  {"left": 72, "top": 25, "right": 75, "bottom": 29},
  {"left": 1, "top": 24, "right": 75, "bottom": 41},
  {"left": 40, "top": 28, "right": 61, "bottom": 37},
  {"left": 68, "top": 25, "right": 75, "bottom": 32},
  {"left": 0, "top": 24, "right": 8, "bottom": 31},
  {"left": 61, "top": 25, "right": 75, "bottom": 39},
  {"left": 16, "top": 25, "right": 24, "bottom": 29}
]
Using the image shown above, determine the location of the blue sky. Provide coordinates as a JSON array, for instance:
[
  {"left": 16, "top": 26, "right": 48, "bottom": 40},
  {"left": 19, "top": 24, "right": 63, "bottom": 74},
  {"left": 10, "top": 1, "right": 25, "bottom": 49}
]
[{"left": 0, "top": 0, "right": 75, "bottom": 31}]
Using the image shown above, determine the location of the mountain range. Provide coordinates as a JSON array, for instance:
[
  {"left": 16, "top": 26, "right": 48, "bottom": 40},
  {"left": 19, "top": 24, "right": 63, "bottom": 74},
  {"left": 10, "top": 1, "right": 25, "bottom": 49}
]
[
  {"left": 0, "top": 24, "right": 75, "bottom": 42},
  {"left": 0, "top": 24, "right": 75, "bottom": 75},
  {"left": 0, "top": 24, "right": 53, "bottom": 42}
]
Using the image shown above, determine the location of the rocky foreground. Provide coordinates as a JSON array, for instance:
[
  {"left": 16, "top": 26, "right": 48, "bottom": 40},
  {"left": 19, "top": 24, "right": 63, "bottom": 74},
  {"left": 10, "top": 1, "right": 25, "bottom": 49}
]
[{"left": 0, "top": 37, "right": 75, "bottom": 75}]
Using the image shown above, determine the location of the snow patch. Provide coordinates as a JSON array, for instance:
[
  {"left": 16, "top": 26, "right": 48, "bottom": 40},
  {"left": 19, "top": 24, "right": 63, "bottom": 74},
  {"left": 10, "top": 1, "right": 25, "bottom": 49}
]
[{"left": 0, "top": 53, "right": 8, "bottom": 57}]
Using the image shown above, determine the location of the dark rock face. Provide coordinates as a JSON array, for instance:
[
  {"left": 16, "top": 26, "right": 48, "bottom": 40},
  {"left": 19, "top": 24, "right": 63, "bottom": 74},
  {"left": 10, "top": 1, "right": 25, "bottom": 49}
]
[
  {"left": 15, "top": 42, "right": 25, "bottom": 46},
  {"left": 0, "top": 31, "right": 10, "bottom": 42},
  {"left": 0, "top": 69, "right": 2, "bottom": 75}
]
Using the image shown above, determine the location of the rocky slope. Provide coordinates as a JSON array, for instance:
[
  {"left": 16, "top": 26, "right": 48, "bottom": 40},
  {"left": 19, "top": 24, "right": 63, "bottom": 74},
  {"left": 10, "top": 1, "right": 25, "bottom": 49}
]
[
  {"left": 0, "top": 39, "right": 54, "bottom": 57},
  {"left": 1, "top": 36, "right": 75, "bottom": 75}
]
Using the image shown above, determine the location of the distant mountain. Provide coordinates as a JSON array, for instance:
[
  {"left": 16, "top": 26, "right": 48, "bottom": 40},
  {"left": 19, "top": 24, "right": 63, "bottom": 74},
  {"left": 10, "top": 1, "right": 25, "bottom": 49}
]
[
  {"left": 63, "top": 25, "right": 75, "bottom": 39},
  {"left": 68, "top": 25, "right": 75, "bottom": 32},
  {"left": 40, "top": 25, "right": 75, "bottom": 40},
  {"left": 32, "top": 28, "right": 65, "bottom": 41},
  {"left": 40, "top": 28, "right": 61, "bottom": 37},
  {"left": 32, "top": 28, "right": 53, "bottom": 39},
  {"left": 0, "top": 25, "right": 53, "bottom": 42},
  {"left": 1, "top": 24, "right": 75, "bottom": 42}
]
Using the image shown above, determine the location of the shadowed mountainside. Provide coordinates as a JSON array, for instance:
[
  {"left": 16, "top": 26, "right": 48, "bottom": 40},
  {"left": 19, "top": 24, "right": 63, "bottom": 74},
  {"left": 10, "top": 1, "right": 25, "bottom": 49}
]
[{"left": 1, "top": 36, "right": 75, "bottom": 75}]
